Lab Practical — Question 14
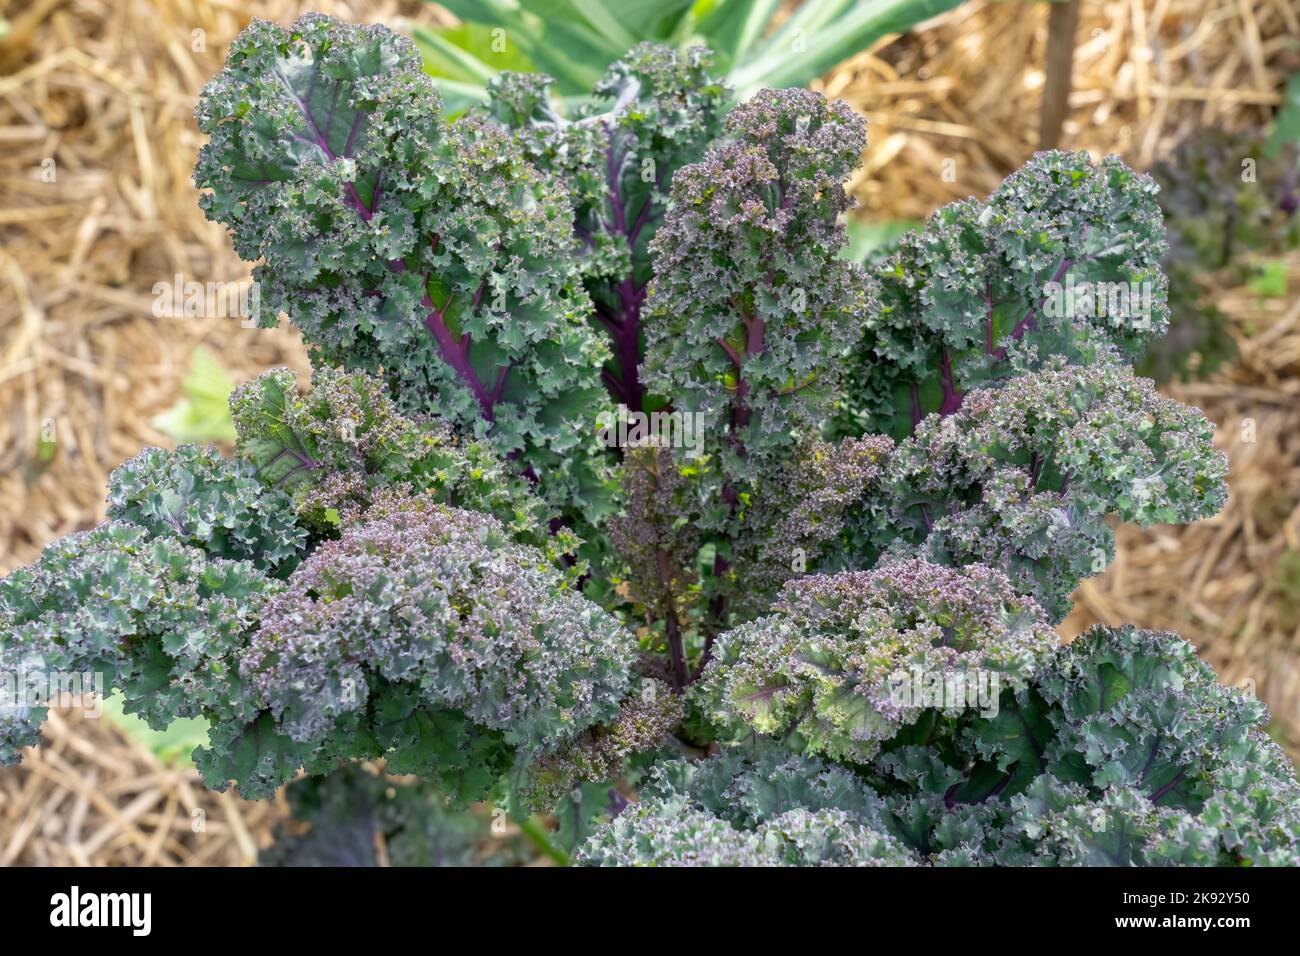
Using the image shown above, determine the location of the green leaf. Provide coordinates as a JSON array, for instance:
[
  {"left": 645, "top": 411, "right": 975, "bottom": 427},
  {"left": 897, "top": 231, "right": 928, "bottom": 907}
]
[
  {"left": 729, "top": 0, "right": 962, "bottom": 98},
  {"left": 841, "top": 217, "right": 920, "bottom": 264},
  {"left": 150, "top": 347, "right": 237, "bottom": 445},
  {"left": 1247, "top": 258, "right": 1288, "bottom": 298},
  {"left": 229, "top": 369, "right": 321, "bottom": 492},
  {"left": 101, "top": 693, "right": 211, "bottom": 768},
  {"left": 419, "top": 0, "right": 961, "bottom": 102},
  {"left": 1265, "top": 71, "right": 1300, "bottom": 158},
  {"left": 692, "top": 0, "right": 783, "bottom": 68},
  {"left": 412, "top": 26, "right": 507, "bottom": 84}
]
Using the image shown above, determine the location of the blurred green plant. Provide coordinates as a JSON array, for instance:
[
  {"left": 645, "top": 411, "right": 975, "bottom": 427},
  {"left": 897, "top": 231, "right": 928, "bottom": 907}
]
[
  {"left": 840, "top": 217, "right": 920, "bottom": 265},
  {"left": 1273, "top": 548, "right": 1300, "bottom": 634},
  {"left": 1267, "top": 71, "right": 1300, "bottom": 159},
  {"left": 1247, "top": 257, "right": 1290, "bottom": 298},
  {"left": 415, "top": 0, "right": 963, "bottom": 112},
  {"left": 1138, "top": 126, "right": 1299, "bottom": 382},
  {"left": 34, "top": 427, "right": 57, "bottom": 466},
  {"left": 151, "top": 347, "right": 237, "bottom": 445},
  {"left": 100, "top": 694, "right": 210, "bottom": 768},
  {"left": 261, "top": 766, "right": 539, "bottom": 866}
]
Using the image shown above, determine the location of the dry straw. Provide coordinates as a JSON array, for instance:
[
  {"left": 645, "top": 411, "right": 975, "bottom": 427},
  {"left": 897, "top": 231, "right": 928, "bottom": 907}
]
[
  {"left": 0, "top": 708, "right": 281, "bottom": 866},
  {"left": 828, "top": 0, "right": 1298, "bottom": 218}
]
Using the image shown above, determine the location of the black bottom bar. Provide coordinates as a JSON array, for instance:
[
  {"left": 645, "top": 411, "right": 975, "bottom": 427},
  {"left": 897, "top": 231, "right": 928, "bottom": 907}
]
[{"left": 0, "top": 864, "right": 1284, "bottom": 942}]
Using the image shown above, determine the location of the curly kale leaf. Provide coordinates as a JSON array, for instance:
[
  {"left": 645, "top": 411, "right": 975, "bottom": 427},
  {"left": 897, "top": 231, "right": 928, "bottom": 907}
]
[
  {"left": 727, "top": 434, "right": 893, "bottom": 620},
  {"left": 835, "top": 359, "right": 1228, "bottom": 620},
  {"left": 223, "top": 491, "right": 637, "bottom": 802},
  {"left": 0, "top": 479, "right": 634, "bottom": 806},
  {"left": 576, "top": 746, "right": 916, "bottom": 866},
  {"left": 194, "top": 15, "right": 613, "bottom": 511},
  {"left": 608, "top": 447, "right": 701, "bottom": 613},
  {"left": 230, "top": 366, "right": 558, "bottom": 553},
  {"left": 578, "top": 802, "right": 917, "bottom": 867},
  {"left": 694, "top": 560, "right": 1058, "bottom": 764},
  {"left": 643, "top": 88, "right": 877, "bottom": 485},
  {"left": 0, "top": 523, "right": 281, "bottom": 761},
  {"left": 586, "top": 628, "right": 1300, "bottom": 866},
  {"left": 2, "top": 444, "right": 304, "bottom": 776},
  {"left": 878, "top": 626, "right": 1300, "bottom": 865},
  {"left": 486, "top": 45, "right": 729, "bottom": 411},
  {"left": 837, "top": 151, "right": 1171, "bottom": 439},
  {"left": 520, "top": 678, "right": 683, "bottom": 811},
  {"left": 107, "top": 443, "right": 306, "bottom": 575}
]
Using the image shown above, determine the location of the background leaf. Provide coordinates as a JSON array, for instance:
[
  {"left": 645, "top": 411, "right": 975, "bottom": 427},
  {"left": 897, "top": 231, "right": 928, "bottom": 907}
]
[{"left": 151, "top": 347, "right": 237, "bottom": 445}]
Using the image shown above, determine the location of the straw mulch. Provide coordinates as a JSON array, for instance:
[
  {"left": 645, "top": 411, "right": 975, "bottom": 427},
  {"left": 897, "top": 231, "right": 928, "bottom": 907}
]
[
  {"left": 0, "top": 0, "right": 1298, "bottom": 864},
  {"left": 0, "top": 0, "right": 450, "bottom": 576},
  {"left": 0, "top": 0, "right": 444, "bottom": 867},
  {"left": 0, "top": 708, "right": 284, "bottom": 866},
  {"left": 831, "top": 0, "right": 1300, "bottom": 218}
]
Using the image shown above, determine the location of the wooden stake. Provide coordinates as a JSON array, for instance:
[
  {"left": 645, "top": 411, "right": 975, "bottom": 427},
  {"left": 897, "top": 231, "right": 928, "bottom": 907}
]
[{"left": 1041, "top": 0, "right": 1082, "bottom": 147}]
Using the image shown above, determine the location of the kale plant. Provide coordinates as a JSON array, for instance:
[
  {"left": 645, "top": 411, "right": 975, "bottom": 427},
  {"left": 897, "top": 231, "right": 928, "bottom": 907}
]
[
  {"left": 2, "top": 13, "right": 1297, "bottom": 867},
  {"left": 1138, "top": 127, "right": 1299, "bottom": 381}
]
